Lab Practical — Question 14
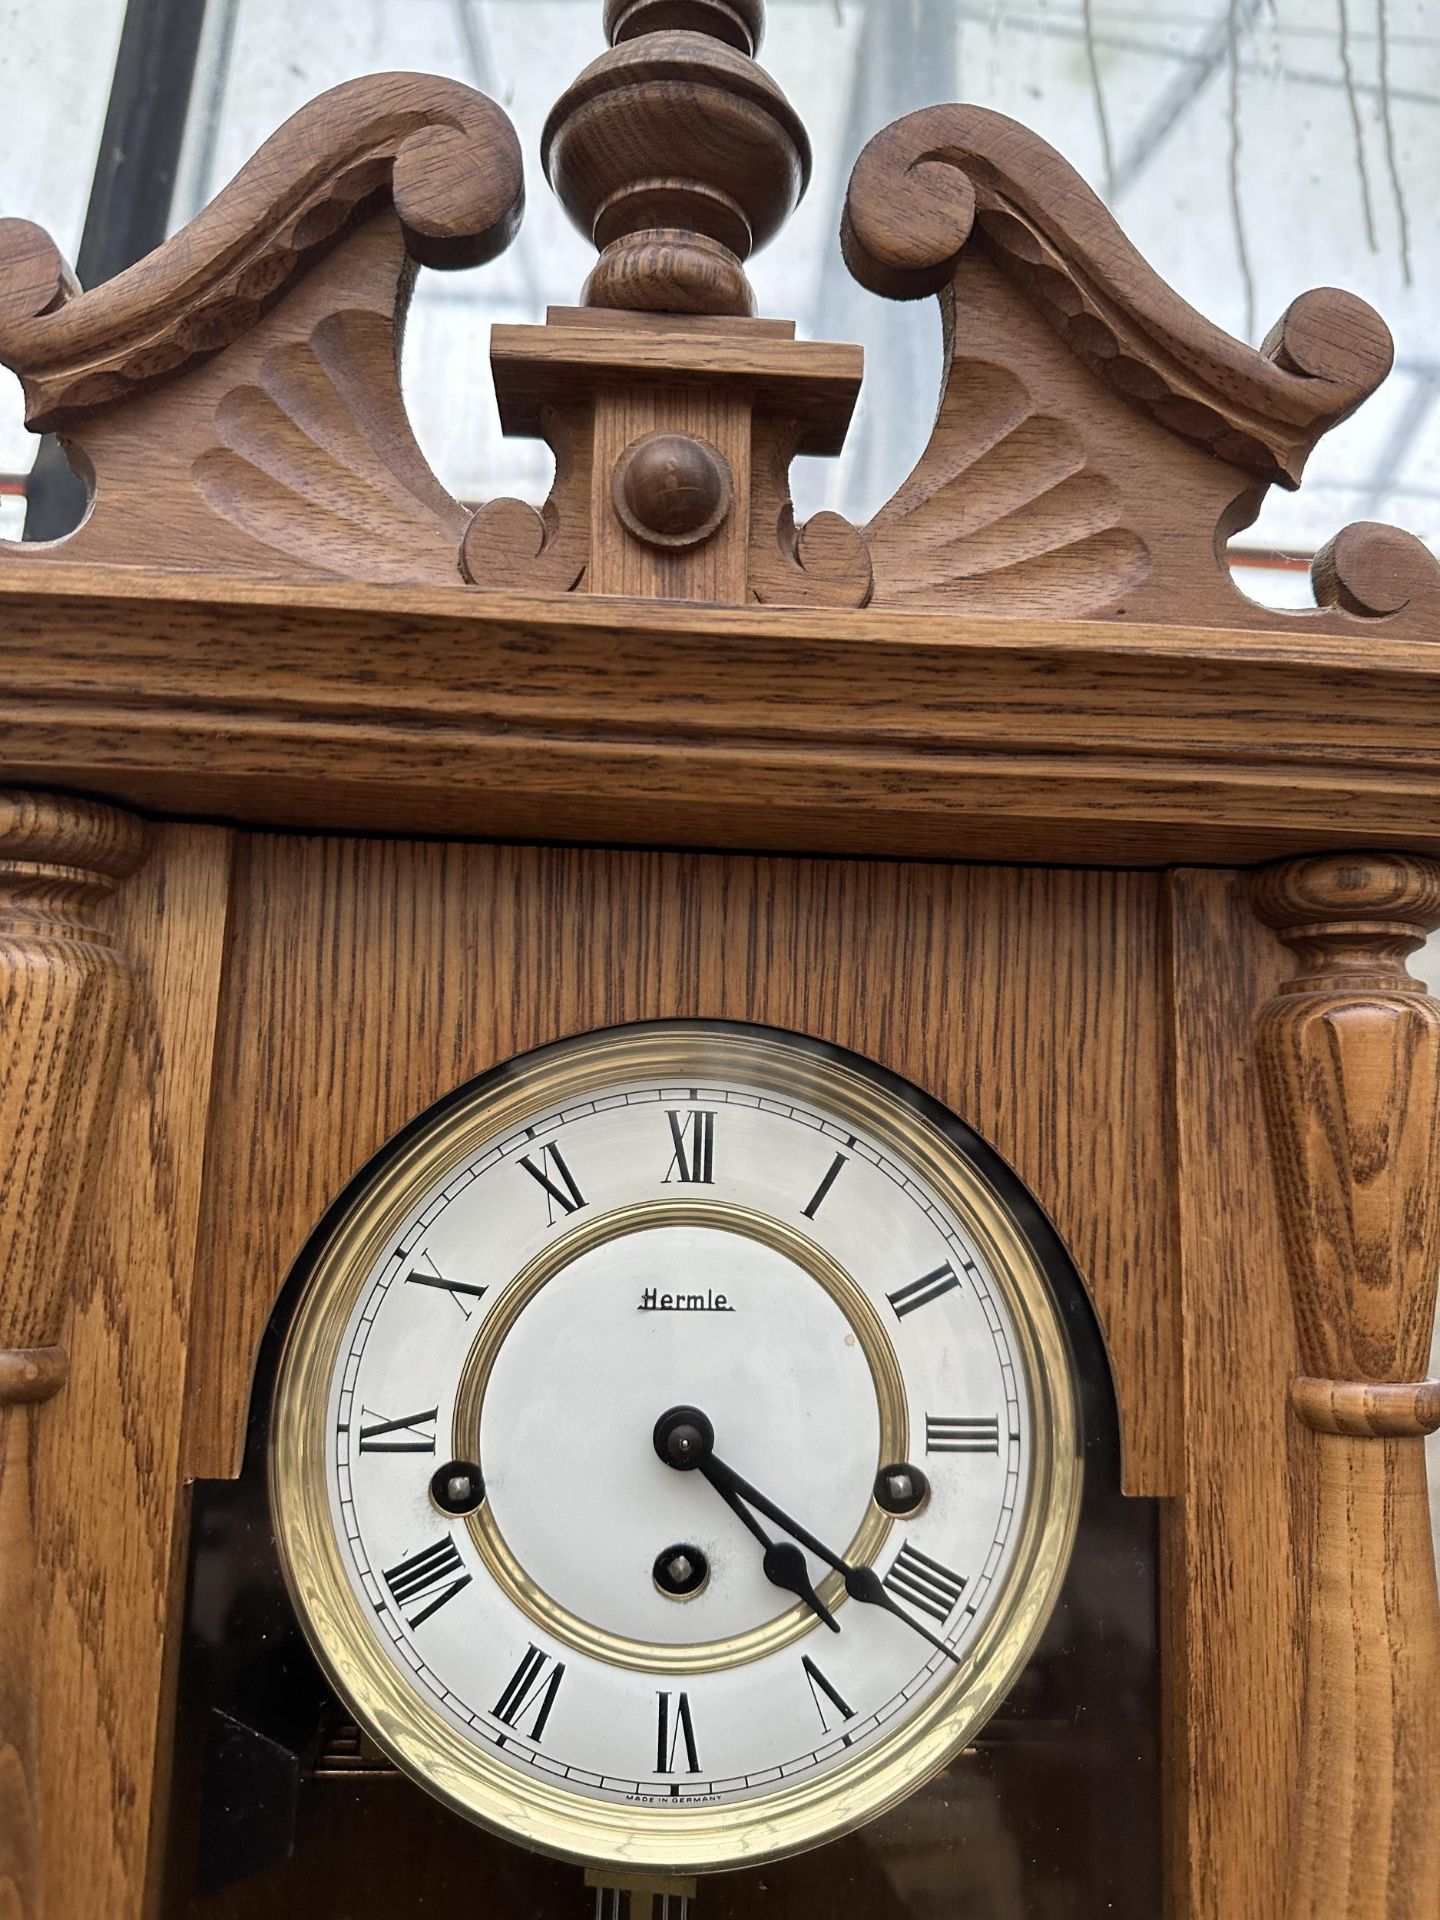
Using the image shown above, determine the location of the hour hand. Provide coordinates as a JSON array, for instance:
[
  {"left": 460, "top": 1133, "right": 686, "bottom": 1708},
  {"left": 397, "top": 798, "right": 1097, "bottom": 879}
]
[
  {"left": 654, "top": 1403, "right": 961, "bottom": 1666},
  {"left": 655, "top": 1406, "right": 839, "bottom": 1632},
  {"left": 707, "top": 1473, "right": 840, "bottom": 1632},
  {"left": 715, "top": 1455, "right": 961, "bottom": 1665},
  {"left": 761, "top": 1541, "right": 840, "bottom": 1631}
]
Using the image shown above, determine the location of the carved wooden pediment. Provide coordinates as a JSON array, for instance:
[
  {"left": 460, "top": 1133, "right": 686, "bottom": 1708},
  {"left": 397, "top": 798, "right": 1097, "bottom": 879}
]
[
  {"left": 0, "top": 72, "right": 523, "bottom": 583},
  {"left": 0, "top": 9, "right": 1431, "bottom": 635},
  {"left": 843, "top": 104, "right": 1437, "bottom": 630}
]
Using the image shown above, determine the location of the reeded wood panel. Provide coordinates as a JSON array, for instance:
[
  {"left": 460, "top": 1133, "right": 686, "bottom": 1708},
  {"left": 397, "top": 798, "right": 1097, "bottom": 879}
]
[{"left": 183, "top": 839, "right": 1176, "bottom": 1500}]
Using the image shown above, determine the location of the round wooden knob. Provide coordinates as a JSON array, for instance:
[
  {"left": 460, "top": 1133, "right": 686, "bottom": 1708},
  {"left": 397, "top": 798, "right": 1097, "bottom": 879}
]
[
  {"left": 612, "top": 432, "right": 733, "bottom": 548},
  {"left": 1310, "top": 520, "right": 1440, "bottom": 618}
]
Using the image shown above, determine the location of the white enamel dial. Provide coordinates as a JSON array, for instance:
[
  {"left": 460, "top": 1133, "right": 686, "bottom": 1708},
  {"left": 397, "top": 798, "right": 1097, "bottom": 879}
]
[{"left": 272, "top": 1023, "right": 1080, "bottom": 1875}]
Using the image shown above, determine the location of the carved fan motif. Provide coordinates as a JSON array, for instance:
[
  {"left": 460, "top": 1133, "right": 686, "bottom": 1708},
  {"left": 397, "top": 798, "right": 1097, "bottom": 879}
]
[
  {"left": 845, "top": 104, "right": 1440, "bottom": 633},
  {"left": 867, "top": 355, "right": 1148, "bottom": 615},
  {"left": 0, "top": 38, "right": 1432, "bottom": 627},
  {"left": 191, "top": 310, "right": 468, "bottom": 578},
  {"left": 0, "top": 73, "right": 523, "bottom": 583}
]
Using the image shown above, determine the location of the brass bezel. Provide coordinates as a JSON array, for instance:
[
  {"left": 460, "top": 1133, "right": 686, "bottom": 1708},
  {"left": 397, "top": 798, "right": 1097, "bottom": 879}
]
[{"left": 271, "top": 1022, "right": 1082, "bottom": 1877}]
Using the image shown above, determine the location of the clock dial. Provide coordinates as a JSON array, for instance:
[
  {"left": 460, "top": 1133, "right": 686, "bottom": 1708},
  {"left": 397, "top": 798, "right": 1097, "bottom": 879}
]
[{"left": 271, "top": 1023, "right": 1081, "bottom": 1874}]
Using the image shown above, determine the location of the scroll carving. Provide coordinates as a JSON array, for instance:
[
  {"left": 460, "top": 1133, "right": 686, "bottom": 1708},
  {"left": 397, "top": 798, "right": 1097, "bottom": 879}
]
[
  {"left": 0, "top": 19, "right": 1432, "bottom": 628},
  {"left": 1310, "top": 521, "right": 1440, "bottom": 620},
  {"left": 748, "top": 415, "right": 872, "bottom": 608},
  {"left": 1253, "top": 853, "right": 1440, "bottom": 1920},
  {"left": 0, "top": 792, "right": 147, "bottom": 1920},
  {"left": 0, "top": 74, "right": 524, "bottom": 583},
  {"left": 844, "top": 105, "right": 1440, "bottom": 632},
  {"left": 461, "top": 406, "right": 591, "bottom": 593}
]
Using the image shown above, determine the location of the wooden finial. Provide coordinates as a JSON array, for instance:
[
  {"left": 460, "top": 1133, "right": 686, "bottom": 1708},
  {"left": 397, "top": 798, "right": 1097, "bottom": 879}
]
[
  {"left": 543, "top": 0, "right": 807, "bottom": 314},
  {"left": 604, "top": 0, "right": 763, "bottom": 51}
]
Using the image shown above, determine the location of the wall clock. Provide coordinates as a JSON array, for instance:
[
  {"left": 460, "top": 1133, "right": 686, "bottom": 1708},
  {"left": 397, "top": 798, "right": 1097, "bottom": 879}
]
[
  {"left": 0, "top": 0, "right": 1437, "bottom": 1914},
  {"left": 270, "top": 1021, "right": 1081, "bottom": 1877}
]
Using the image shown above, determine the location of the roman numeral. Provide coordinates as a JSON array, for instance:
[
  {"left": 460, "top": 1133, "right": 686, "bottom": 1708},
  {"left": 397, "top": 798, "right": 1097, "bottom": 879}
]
[
  {"left": 358, "top": 1406, "right": 438, "bottom": 1454},
  {"left": 655, "top": 1691, "right": 700, "bottom": 1774},
  {"left": 664, "top": 1109, "right": 715, "bottom": 1185},
  {"left": 801, "top": 1654, "right": 855, "bottom": 1733},
  {"left": 926, "top": 1414, "right": 1001, "bottom": 1454},
  {"left": 801, "top": 1150, "right": 848, "bottom": 1220},
  {"left": 887, "top": 1261, "right": 961, "bottom": 1320},
  {"left": 493, "top": 1645, "right": 565, "bottom": 1742},
  {"left": 382, "top": 1536, "right": 472, "bottom": 1629},
  {"left": 405, "top": 1253, "right": 487, "bottom": 1318},
  {"left": 518, "top": 1142, "right": 586, "bottom": 1222},
  {"left": 883, "top": 1543, "right": 967, "bottom": 1624}
]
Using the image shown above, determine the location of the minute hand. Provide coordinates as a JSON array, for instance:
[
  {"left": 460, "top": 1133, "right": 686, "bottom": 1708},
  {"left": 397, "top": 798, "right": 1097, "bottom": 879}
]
[{"left": 698, "top": 1451, "right": 961, "bottom": 1666}]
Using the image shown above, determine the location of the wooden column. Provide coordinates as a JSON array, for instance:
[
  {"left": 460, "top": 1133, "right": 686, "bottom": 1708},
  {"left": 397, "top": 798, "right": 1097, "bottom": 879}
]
[
  {"left": 1253, "top": 853, "right": 1440, "bottom": 1920},
  {"left": 0, "top": 792, "right": 146, "bottom": 1920}
]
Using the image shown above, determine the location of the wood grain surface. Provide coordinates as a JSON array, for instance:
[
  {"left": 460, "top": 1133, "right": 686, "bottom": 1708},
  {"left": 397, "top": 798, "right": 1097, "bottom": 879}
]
[
  {"left": 183, "top": 837, "right": 1177, "bottom": 1500},
  {"left": 29, "top": 827, "right": 233, "bottom": 1920},
  {"left": 1253, "top": 854, "right": 1440, "bottom": 1920},
  {"left": 488, "top": 320, "right": 860, "bottom": 454},
  {"left": 843, "top": 107, "right": 1391, "bottom": 484},
  {"left": 1, "top": 50, "right": 1429, "bottom": 644},
  {"left": 1165, "top": 869, "right": 1308, "bottom": 1920},
  {"left": 0, "top": 76, "right": 523, "bottom": 428},
  {"left": 0, "top": 792, "right": 147, "bottom": 1920},
  {"left": 589, "top": 389, "right": 750, "bottom": 600},
  {"left": 479, "top": 310, "right": 863, "bottom": 604},
  {"left": 0, "top": 76, "right": 523, "bottom": 585},
  {"left": 0, "top": 9, "right": 1430, "bottom": 1912},
  {"left": 7, "top": 571, "right": 1440, "bottom": 868},
  {"left": 1283, "top": 1433, "right": 1439, "bottom": 1920},
  {"left": 841, "top": 104, "right": 1438, "bottom": 633},
  {"left": 543, "top": 9, "right": 807, "bottom": 315}
]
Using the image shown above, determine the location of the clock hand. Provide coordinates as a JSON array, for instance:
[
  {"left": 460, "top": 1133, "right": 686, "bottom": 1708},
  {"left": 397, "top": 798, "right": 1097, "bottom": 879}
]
[
  {"left": 705, "top": 1470, "right": 841, "bottom": 1633},
  {"left": 653, "top": 1406, "right": 960, "bottom": 1665},
  {"left": 653, "top": 1406, "right": 838, "bottom": 1630},
  {"left": 703, "top": 1453, "right": 960, "bottom": 1666}
]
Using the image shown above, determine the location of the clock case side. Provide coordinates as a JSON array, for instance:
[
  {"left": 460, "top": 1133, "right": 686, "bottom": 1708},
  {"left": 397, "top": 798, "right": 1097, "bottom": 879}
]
[{"left": 163, "top": 1019, "right": 1157, "bottom": 1911}]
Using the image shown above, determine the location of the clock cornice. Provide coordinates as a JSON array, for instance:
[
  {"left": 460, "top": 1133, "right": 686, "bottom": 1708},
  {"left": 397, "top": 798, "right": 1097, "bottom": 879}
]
[{"left": 2, "top": 563, "right": 1439, "bottom": 867}]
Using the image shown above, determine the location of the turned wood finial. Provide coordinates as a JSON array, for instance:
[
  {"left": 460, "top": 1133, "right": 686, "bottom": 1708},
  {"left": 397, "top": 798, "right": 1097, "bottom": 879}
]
[
  {"left": 542, "top": 0, "right": 808, "bottom": 314},
  {"left": 604, "top": 0, "right": 764, "bottom": 49}
]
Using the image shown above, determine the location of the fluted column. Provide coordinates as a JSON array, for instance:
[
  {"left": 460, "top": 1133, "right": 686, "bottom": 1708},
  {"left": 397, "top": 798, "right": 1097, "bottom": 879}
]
[
  {"left": 0, "top": 793, "right": 146, "bottom": 1919},
  {"left": 1253, "top": 852, "right": 1440, "bottom": 1920}
]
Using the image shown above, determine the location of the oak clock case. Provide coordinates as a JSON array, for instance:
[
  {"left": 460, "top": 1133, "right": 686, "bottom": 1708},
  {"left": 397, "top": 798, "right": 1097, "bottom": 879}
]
[
  {"left": 275, "top": 1021, "right": 1076, "bottom": 1867},
  {"left": 12, "top": 0, "right": 1438, "bottom": 1912}
]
